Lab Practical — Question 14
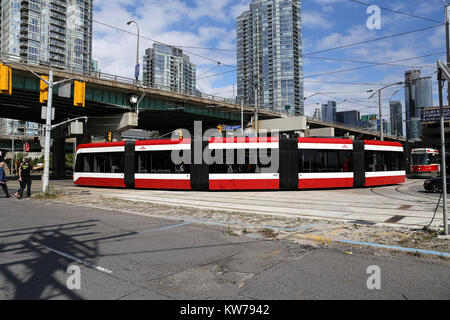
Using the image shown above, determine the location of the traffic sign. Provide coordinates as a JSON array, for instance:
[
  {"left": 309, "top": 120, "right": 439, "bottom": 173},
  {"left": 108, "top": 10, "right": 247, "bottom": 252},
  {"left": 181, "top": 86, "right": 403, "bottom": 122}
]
[
  {"left": 41, "top": 106, "right": 55, "bottom": 120},
  {"left": 225, "top": 125, "right": 241, "bottom": 130},
  {"left": 361, "top": 114, "right": 377, "bottom": 121},
  {"left": 135, "top": 64, "right": 140, "bottom": 79}
]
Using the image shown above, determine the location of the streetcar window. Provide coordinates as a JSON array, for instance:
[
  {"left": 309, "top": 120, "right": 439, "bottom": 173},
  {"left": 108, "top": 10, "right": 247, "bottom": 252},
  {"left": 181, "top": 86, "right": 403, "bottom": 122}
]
[
  {"left": 298, "top": 150, "right": 353, "bottom": 173},
  {"left": 208, "top": 149, "right": 278, "bottom": 174},
  {"left": 74, "top": 153, "right": 94, "bottom": 173},
  {"left": 136, "top": 151, "right": 191, "bottom": 174},
  {"left": 75, "top": 155, "right": 84, "bottom": 172},
  {"left": 94, "top": 153, "right": 112, "bottom": 173},
  {"left": 365, "top": 151, "right": 405, "bottom": 172},
  {"left": 75, "top": 153, "right": 123, "bottom": 173},
  {"left": 412, "top": 154, "right": 428, "bottom": 165},
  {"left": 430, "top": 154, "right": 439, "bottom": 165},
  {"left": 111, "top": 153, "right": 124, "bottom": 173}
]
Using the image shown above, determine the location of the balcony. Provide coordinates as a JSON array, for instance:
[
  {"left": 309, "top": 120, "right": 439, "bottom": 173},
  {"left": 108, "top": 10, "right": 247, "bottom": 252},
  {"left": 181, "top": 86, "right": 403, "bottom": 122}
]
[
  {"left": 49, "top": 26, "right": 66, "bottom": 34},
  {"left": 50, "top": 5, "right": 66, "bottom": 14},
  {"left": 20, "top": 3, "right": 29, "bottom": 11},
  {"left": 50, "top": 11, "right": 66, "bottom": 21}
]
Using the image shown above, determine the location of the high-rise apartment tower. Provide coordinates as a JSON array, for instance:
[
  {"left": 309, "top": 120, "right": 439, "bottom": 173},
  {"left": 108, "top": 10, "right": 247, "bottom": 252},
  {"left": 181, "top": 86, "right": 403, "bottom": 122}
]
[
  {"left": 237, "top": 0, "right": 304, "bottom": 115},
  {"left": 143, "top": 44, "right": 197, "bottom": 95},
  {"left": 0, "top": 0, "right": 93, "bottom": 73}
]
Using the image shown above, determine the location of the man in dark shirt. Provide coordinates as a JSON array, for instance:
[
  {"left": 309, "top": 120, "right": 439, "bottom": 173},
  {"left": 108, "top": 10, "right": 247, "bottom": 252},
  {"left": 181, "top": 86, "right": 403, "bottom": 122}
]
[
  {"left": 15, "top": 160, "right": 32, "bottom": 199},
  {"left": 0, "top": 162, "right": 10, "bottom": 198}
]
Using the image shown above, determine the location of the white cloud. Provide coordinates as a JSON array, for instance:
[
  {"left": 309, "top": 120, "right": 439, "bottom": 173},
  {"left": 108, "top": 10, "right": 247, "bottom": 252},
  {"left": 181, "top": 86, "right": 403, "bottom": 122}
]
[
  {"left": 92, "top": 0, "right": 239, "bottom": 95},
  {"left": 303, "top": 11, "right": 334, "bottom": 29}
]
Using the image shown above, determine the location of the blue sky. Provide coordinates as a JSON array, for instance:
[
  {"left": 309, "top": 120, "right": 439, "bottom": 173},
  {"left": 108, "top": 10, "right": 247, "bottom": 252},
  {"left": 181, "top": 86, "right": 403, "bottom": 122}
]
[{"left": 92, "top": 0, "right": 446, "bottom": 117}]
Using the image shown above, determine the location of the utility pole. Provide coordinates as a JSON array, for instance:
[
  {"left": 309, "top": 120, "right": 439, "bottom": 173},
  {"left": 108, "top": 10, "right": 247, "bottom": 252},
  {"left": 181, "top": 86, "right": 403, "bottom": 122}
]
[
  {"left": 438, "top": 72, "right": 448, "bottom": 236},
  {"left": 446, "top": 4, "right": 450, "bottom": 106},
  {"left": 437, "top": 61, "right": 449, "bottom": 235},
  {"left": 379, "top": 90, "right": 384, "bottom": 141},
  {"left": 42, "top": 69, "right": 54, "bottom": 193},
  {"left": 369, "top": 82, "right": 403, "bottom": 141},
  {"left": 406, "top": 79, "right": 413, "bottom": 175},
  {"left": 254, "top": 86, "right": 259, "bottom": 137},
  {"left": 11, "top": 120, "right": 15, "bottom": 174},
  {"left": 241, "top": 99, "right": 244, "bottom": 135}
]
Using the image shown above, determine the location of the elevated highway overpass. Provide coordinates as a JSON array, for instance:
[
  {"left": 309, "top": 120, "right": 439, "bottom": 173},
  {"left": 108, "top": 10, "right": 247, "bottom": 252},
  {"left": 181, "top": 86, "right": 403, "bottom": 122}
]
[
  {"left": 0, "top": 57, "right": 405, "bottom": 142},
  {"left": 0, "top": 58, "right": 409, "bottom": 178}
]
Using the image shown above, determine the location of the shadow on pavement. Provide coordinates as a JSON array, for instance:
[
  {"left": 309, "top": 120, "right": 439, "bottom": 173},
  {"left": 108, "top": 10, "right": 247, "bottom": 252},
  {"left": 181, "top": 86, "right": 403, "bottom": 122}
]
[{"left": 0, "top": 220, "right": 137, "bottom": 300}]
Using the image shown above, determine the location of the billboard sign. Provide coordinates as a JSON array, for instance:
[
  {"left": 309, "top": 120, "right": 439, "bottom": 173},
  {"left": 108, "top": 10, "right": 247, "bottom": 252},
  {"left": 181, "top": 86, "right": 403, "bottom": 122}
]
[{"left": 421, "top": 107, "right": 450, "bottom": 123}]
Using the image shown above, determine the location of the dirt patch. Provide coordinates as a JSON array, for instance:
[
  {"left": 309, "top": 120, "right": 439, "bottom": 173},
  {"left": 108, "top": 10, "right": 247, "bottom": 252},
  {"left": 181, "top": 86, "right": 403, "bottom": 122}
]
[{"left": 44, "top": 193, "right": 449, "bottom": 260}]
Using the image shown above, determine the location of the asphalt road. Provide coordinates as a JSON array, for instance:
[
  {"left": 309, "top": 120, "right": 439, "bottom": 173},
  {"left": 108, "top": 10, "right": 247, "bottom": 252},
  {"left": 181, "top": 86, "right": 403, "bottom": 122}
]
[
  {"left": 24, "top": 178, "right": 448, "bottom": 229},
  {"left": 0, "top": 197, "right": 448, "bottom": 300}
]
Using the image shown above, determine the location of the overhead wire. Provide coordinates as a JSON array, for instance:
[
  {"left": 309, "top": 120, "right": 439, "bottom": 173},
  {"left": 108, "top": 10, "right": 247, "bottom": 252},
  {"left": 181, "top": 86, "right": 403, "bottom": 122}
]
[{"left": 348, "top": 0, "right": 444, "bottom": 24}]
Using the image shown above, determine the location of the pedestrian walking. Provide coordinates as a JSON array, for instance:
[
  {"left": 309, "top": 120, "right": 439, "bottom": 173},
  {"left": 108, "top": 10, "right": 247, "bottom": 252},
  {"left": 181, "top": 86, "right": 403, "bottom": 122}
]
[
  {"left": 15, "top": 159, "right": 32, "bottom": 199},
  {"left": 0, "top": 162, "right": 10, "bottom": 198}
]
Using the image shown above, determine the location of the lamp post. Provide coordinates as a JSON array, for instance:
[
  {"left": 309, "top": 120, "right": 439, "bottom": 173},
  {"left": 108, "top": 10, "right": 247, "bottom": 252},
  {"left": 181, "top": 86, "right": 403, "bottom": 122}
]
[
  {"left": 369, "top": 82, "right": 403, "bottom": 141},
  {"left": 389, "top": 88, "right": 403, "bottom": 139},
  {"left": 127, "top": 20, "right": 140, "bottom": 85},
  {"left": 242, "top": 76, "right": 260, "bottom": 136}
]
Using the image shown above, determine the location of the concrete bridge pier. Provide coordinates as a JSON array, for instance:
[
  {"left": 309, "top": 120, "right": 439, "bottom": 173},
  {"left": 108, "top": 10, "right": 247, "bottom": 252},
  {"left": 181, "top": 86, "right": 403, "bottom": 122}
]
[{"left": 87, "top": 112, "right": 138, "bottom": 142}]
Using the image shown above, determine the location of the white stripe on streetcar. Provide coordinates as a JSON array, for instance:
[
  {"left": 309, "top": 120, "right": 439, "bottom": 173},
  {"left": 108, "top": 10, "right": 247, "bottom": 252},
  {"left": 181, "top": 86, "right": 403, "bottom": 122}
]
[
  {"left": 365, "top": 171, "right": 406, "bottom": 178},
  {"left": 208, "top": 142, "right": 279, "bottom": 150},
  {"left": 74, "top": 173, "right": 124, "bottom": 180},
  {"left": 364, "top": 145, "right": 403, "bottom": 152},
  {"left": 209, "top": 173, "right": 280, "bottom": 180},
  {"left": 77, "top": 147, "right": 124, "bottom": 154},
  {"left": 135, "top": 174, "right": 190, "bottom": 180},
  {"left": 135, "top": 144, "right": 190, "bottom": 151},
  {"left": 298, "top": 143, "right": 353, "bottom": 150},
  {"left": 298, "top": 172, "right": 354, "bottom": 179}
]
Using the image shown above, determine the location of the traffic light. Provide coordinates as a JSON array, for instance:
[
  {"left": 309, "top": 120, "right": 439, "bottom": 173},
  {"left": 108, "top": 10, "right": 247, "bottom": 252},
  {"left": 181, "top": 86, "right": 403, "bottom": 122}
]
[
  {"left": 40, "top": 75, "right": 49, "bottom": 103},
  {"left": 74, "top": 80, "right": 85, "bottom": 107},
  {"left": 105, "top": 131, "right": 112, "bottom": 142},
  {"left": 0, "top": 63, "right": 12, "bottom": 95}
]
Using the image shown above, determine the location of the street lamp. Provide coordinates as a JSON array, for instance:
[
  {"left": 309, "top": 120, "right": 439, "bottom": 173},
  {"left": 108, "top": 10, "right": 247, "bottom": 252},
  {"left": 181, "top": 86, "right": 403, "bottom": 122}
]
[
  {"left": 127, "top": 20, "right": 140, "bottom": 85},
  {"left": 241, "top": 76, "right": 260, "bottom": 136},
  {"left": 369, "top": 82, "right": 403, "bottom": 141},
  {"left": 389, "top": 89, "right": 404, "bottom": 139}
]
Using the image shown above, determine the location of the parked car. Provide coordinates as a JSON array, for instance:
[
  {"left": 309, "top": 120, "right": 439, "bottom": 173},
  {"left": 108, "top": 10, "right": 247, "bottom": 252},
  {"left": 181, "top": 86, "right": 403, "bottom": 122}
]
[{"left": 423, "top": 176, "right": 450, "bottom": 194}]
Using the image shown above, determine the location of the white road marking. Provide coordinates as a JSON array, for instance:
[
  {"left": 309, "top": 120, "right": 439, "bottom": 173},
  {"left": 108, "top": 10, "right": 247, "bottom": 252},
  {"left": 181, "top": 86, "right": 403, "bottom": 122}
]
[{"left": 30, "top": 241, "right": 113, "bottom": 274}]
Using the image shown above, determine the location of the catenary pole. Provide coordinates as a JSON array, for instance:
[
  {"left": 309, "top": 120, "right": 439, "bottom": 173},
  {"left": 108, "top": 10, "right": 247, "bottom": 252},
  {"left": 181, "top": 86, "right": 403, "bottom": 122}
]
[
  {"left": 438, "top": 67, "right": 448, "bottom": 235},
  {"left": 241, "top": 99, "right": 244, "bottom": 134},
  {"left": 446, "top": 4, "right": 450, "bottom": 106},
  {"left": 11, "top": 120, "right": 15, "bottom": 174},
  {"left": 254, "top": 85, "right": 258, "bottom": 137},
  {"left": 379, "top": 90, "right": 384, "bottom": 141},
  {"left": 42, "top": 68, "right": 53, "bottom": 193},
  {"left": 406, "top": 80, "right": 413, "bottom": 175}
]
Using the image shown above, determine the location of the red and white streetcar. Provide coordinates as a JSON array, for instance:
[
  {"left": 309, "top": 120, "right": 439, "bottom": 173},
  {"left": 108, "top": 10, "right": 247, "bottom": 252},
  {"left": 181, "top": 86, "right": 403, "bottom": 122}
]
[
  {"left": 74, "top": 137, "right": 406, "bottom": 190},
  {"left": 411, "top": 148, "right": 440, "bottom": 178}
]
